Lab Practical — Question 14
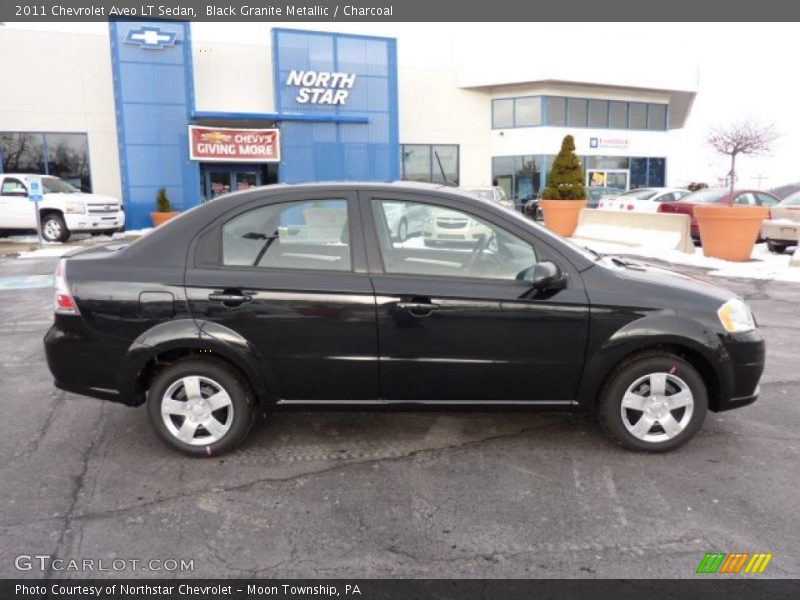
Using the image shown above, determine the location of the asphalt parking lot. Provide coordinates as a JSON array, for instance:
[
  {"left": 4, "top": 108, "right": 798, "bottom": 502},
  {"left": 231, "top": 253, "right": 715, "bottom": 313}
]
[{"left": 0, "top": 251, "right": 798, "bottom": 579}]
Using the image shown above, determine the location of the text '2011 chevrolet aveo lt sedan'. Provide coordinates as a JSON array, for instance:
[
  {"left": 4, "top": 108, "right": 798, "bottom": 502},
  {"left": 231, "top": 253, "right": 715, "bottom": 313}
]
[{"left": 44, "top": 182, "right": 765, "bottom": 456}]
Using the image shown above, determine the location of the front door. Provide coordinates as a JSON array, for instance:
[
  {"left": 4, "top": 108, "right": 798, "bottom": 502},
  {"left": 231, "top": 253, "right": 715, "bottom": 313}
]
[
  {"left": 184, "top": 191, "right": 378, "bottom": 402},
  {"left": 202, "top": 165, "right": 276, "bottom": 201},
  {"left": 363, "top": 193, "right": 590, "bottom": 404},
  {"left": 0, "top": 176, "right": 34, "bottom": 228}
]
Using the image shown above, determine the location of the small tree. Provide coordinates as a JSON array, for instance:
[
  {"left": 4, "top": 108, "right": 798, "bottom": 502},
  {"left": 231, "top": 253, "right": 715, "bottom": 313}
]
[
  {"left": 542, "top": 135, "right": 586, "bottom": 200},
  {"left": 687, "top": 182, "right": 709, "bottom": 192},
  {"left": 707, "top": 120, "right": 778, "bottom": 196},
  {"left": 156, "top": 187, "right": 171, "bottom": 212}
]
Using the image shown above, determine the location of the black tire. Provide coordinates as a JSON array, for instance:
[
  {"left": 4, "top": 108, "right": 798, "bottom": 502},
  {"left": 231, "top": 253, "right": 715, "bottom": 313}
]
[
  {"left": 41, "top": 213, "right": 69, "bottom": 243},
  {"left": 147, "top": 359, "right": 255, "bottom": 457},
  {"left": 766, "top": 240, "right": 788, "bottom": 254},
  {"left": 598, "top": 353, "right": 707, "bottom": 452}
]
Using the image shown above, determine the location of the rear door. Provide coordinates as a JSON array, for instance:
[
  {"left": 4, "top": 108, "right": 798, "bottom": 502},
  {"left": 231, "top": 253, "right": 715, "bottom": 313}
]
[
  {"left": 361, "top": 191, "right": 590, "bottom": 404},
  {"left": 184, "top": 190, "right": 378, "bottom": 402}
]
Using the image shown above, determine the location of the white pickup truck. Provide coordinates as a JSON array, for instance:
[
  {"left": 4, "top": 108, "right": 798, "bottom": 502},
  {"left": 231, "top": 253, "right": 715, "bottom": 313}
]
[{"left": 0, "top": 174, "right": 125, "bottom": 242}]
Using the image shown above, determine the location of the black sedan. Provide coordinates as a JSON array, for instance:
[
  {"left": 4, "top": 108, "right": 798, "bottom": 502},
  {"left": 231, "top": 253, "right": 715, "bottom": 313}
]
[{"left": 44, "top": 182, "right": 765, "bottom": 456}]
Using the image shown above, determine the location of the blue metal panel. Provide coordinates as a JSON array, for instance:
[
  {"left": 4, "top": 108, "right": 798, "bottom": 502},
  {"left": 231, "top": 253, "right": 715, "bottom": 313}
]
[
  {"left": 110, "top": 21, "right": 200, "bottom": 230},
  {"left": 191, "top": 110, "right": 369, "bottom": 124},
  {"left": 272, "top": 28, "right": 399, "bottom": 184}
]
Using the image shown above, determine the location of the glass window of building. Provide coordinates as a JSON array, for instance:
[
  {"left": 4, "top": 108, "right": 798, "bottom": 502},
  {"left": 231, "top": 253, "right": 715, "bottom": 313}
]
[
  {"left": 608, "top": 101, "right": 629, "bottom": 129},
  {"left": 0, "top": 133, "right": 45, "bottom": 174},
  {"left": 588, "top": 100, "right": 609, "bottom": 128},
  {"left": 492, "top": 155, "right": 541, "bottom": 205},
  {"left": 545, "top": 97, "right": 567, "bottom": 126},
  {"left": 647, "top": 157, "right": 666, "bottom": 187},
  {"left": 0, "top": 132, "right": 92, "bottom": 191},
  {"left": 647, "top": 104, "right": 667, "bottom": 130},
  {"left": 401, "top": 144, "right": 459, "bottom": 185},
  {"left": 629, "top": 103, "right": 647, "bottom": 129},
  {"left": 431, "top": 145, "right": 459, "bottom": 184},
  {"left": 44, "top": 133, "right": 92, "bottom": 191},
  {"left": 514, "top": 97, "right": 542, "bottom": 127},
  {"left": 492, "top": 99, "right": 514, "bottom": 128},
  {"left": 630, "top": 157, "right": 648, "bottom": 188},
  {"left": 566, "top": 98, "right": 588, "bottom": 127},
  {"left": 585, "top": 156, "right": 629, "bottom": 170}
]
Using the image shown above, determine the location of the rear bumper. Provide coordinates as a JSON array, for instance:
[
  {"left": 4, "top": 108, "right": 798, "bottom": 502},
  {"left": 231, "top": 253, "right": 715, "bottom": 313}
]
[
  {"left": 44, "top": 317, "right": 142, "bottom": 406},
  {"left": 713, "top": 329, "right": 765, "bottom": 412}
]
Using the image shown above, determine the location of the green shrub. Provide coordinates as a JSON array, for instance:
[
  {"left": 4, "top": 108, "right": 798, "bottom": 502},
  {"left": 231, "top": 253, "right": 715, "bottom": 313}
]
[
  {"left": 156, "top": 187, "right": 171, "bottom": 212},
  {"left": 542, "top": 135, "right": 587, "bottom": 200}
]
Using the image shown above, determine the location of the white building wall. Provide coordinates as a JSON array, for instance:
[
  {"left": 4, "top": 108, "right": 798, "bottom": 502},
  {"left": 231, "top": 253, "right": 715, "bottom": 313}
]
[{"left": 0, "top": 29, "right": 122, "bottom": 199}]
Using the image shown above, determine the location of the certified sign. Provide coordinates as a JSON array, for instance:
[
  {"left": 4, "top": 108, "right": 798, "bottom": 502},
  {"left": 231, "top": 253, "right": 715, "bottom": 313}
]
[{"left": 189, "top": 126, "right": 280, "bottom": 163}]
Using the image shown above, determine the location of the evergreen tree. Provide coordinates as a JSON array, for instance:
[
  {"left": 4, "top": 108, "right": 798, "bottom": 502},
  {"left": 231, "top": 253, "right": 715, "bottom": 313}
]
[
  {"left": 156, "top": 187, "right": 172, "bottom": 212},
  {"left": 542, "top": 135, "right": 587, "bottom": 200}
]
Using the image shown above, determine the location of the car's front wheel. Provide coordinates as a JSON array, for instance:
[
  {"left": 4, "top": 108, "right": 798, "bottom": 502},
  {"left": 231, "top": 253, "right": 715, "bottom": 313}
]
[
  {"left": 147, "top": 359, "right": 255, "bottom": 456},
  {"left": 41, "top": 213, "right": 69, "bottom": 242},
  {"left": 598, "top": 353, "right": 707, "bottom": 452}
]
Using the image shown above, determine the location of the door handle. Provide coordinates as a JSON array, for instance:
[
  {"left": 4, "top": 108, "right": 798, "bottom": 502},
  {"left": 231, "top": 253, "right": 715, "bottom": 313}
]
[
  {"left": 396, "top": 301, "right": 440, "bottom": 316},
  {"left": 208, "top": 291, "right": 253, "bottom": 306}
]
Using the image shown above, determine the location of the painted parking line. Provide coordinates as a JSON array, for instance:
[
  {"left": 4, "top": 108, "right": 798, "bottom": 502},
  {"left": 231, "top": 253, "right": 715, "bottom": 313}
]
[{"left": 0, "top": 275, "right": 54, "bottom": 290}]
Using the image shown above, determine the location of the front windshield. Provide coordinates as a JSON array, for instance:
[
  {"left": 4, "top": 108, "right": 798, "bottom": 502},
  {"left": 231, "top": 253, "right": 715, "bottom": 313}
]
[
  {"left": 42, "top": 176, "right": 79, "bottom": 194},
  {"left": 683, "top": 189, "right": 727, "bottom": 203},
  {"left": 620, "top": 189, "right": 658, "bottom": 200}
]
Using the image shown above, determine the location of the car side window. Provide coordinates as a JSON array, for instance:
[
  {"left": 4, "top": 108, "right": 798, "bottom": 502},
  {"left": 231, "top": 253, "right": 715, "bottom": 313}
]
[
  {"left": 371, "top": 199, "right": 537, "bottom": 281},
  {"left": 734, "top": 192, "right": 756, "bottom": 205},
  {"left": 755, "top": 193, "right": 778, "bottom": 206},
  {"left": 674, "top": 191, "right": 690, "bottom": 200},
  {"left": 1, "top": 178, "right": 27, "bottom": 196},
  {"left": 658, "top": 193, "right": 674, "bottom": 203},
  {"left": 222, "top": 199, "right": 351, "bottom": 271}
]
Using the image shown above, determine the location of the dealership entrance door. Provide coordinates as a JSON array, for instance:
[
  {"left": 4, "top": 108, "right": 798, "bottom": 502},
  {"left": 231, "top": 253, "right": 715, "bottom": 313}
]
[
  {"left": 587, "top": 169, "right": 629, "bottom": 191},
  {"left": 200, "top": 163, "right": 278, "bottom": 201}
]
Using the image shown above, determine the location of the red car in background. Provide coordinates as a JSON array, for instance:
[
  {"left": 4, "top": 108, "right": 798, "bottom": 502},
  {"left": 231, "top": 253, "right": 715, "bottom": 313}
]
[{"left": 659, "top": 188, "right": 781, "bottom": 240}]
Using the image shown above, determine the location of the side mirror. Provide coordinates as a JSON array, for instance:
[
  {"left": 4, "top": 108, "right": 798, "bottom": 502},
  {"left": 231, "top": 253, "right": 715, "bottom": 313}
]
[{"left": 519, "top": 261, "right": 566, "bottom": 290}]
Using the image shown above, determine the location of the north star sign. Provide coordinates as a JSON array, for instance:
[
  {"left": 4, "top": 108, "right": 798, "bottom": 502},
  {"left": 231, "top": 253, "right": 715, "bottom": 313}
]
[{"left": 285, "top": 70, "right": 357, "bottom": 105}]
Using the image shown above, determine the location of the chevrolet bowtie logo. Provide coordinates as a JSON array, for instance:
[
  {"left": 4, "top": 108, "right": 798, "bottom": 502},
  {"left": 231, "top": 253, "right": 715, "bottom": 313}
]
[{"left": 124, "top": 27, "right": 178, "bottom": 50}]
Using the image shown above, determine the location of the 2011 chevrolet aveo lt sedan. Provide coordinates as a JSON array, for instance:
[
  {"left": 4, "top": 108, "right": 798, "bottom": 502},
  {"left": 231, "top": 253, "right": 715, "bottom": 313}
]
[{"left": 44, "top": 182, "right": 765, "bottom": 456}]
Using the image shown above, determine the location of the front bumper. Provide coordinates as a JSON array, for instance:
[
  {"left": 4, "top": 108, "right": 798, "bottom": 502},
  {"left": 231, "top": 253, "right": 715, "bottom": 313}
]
[
  {"left": 64, "top": 210, "right": 125, "bottom": 232},
  {"left": 713, "top": 329, "right": 765, "bottom": 412}
]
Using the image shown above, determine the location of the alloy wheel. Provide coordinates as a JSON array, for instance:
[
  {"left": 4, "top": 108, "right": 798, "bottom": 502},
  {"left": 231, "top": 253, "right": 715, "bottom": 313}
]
[
  {"left": 160, "top": 375, "right": 234, "bottom": 445},
  {"left": 620, "top": 372, "right": 694, "bottom": 443}
]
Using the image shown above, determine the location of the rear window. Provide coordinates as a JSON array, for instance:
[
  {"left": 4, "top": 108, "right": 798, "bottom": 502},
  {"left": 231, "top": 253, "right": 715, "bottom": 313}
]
[
  {"left": 221, "top": 199, "right": 351, "bottom": 271},
  {"left": 781, "top": 192, "right": 800, "bottom": 206},
  {"left": 621, "top": 189, "right": 658, "bottom": 200},
  {"left": 683, "top": 189, "right": 728, "bottom": 203}
]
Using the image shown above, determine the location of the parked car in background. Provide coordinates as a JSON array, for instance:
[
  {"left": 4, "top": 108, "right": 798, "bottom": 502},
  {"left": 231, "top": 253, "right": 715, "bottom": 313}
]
[
  {"left": 598, "top": 188, "right": 691, "bottom": 212},
  {"left": 586, "top": 186, "right": 618, "bottom": 209},
  {"left": 761, "top": 192, "right": 800, "bottom": 253},
  {"left": 0, "top": 174, "right": 124, "bottom": 242},
  {"left": 423, "top": 206, "right": 492, "bottom": 246},
  {"left": 382, "top": 200, "right": 430, "bottom": 242},
  {"left": 45, "top": 182, "right": 764, "bottom": 456},
  {"left": 466, "top": 186, "right": 515, "bottom": 211},
  {"left": 659, "top": 188, "right": 780, "bottom": 240}
]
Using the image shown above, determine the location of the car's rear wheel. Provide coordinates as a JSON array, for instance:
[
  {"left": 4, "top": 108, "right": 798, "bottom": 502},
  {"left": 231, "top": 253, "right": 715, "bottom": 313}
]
[
  {"left": 767, "top": 240, "right": 789, "bottom": 254},
  {"left": 41, "top": 213, "right": 69, "bottom": 243},
  {"left": 147, "top": 359, "right": 255, "bottom": 457},
  {"left": 598, "top": 353, "right": 707, "bottom": 452}
]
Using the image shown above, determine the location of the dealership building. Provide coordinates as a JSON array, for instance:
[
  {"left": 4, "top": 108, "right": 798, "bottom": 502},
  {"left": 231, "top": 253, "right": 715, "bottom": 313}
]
[{"left": 0, "top": 23, "right": 697, "bottom": 229}]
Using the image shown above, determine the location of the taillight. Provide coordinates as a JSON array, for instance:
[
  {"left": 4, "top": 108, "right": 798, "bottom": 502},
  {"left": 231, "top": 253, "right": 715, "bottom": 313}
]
[
  {"left": 54, "top": 259, "right": 79, "bottom": 315},
  {"left": 657, "top": 204, "right": 665, "bottom": 213},
  {"left": 627, "top": 204, "right": 634, "bottom": 210}
]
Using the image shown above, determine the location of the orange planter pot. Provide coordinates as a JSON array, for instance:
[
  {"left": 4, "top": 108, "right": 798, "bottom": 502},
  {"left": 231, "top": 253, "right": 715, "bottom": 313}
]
[
  {"left": 151, "top": 211, "right": 180, "bottom": 227},
  {"left": 695, "top": 205, "right": 769, "bottom": 262},
  {"left": 540, "top": 199, "right": 587, "bottom": 237}
]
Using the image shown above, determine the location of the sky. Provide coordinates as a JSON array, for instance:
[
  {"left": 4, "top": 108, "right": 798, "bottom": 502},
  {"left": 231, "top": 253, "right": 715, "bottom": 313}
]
[{"left": 5, "top": 21, "right": 799, "bottom": 190}]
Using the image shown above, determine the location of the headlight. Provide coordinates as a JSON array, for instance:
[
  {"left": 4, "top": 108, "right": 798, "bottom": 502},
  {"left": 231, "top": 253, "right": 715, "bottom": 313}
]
[
  {"left": 717, "top": 298, "right": 755, "bottom": 333},
  {"left": 65, "top": 201, "right": 85, "bottom": 214}
]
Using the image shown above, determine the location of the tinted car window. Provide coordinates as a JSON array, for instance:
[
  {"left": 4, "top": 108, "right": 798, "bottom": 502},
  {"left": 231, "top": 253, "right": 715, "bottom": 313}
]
[
  {"left": 783, "top": 194, "right": 800, "bottom": 206},
  {"left": 734, "top": 193, "right": 756, "bottom": 206},
  {"left": 372, "top": 199, "right": 537, "bottom": 281},
  {"left": 755, "top": 193, "right": 779, "bottom": 206},
  {"left": 1, "top": 178, "right": 27, "bottom": 195},
  {"left": 222, "top": 199, "right": 351, "bottom": 270}
]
